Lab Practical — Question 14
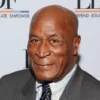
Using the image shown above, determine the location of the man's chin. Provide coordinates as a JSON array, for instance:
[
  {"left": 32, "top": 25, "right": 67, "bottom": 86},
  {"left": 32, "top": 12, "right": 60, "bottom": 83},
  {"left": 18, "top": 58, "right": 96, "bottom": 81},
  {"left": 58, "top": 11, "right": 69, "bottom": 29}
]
[{"left": 35, "top": 74, "right": 56, "bottom": 83}]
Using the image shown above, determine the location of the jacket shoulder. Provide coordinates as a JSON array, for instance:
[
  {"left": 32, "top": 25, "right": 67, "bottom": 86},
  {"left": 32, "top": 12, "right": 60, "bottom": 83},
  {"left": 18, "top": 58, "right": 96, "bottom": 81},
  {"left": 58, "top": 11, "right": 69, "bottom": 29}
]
[
  {"left": 82, "top": 70, "right": 100, "bottom": 87},
  {"left": 81, "top": 69, "right": 100, "bottom": 99},
  {"left": 0, "top": 68, "right": 34, "bottom": 89}
]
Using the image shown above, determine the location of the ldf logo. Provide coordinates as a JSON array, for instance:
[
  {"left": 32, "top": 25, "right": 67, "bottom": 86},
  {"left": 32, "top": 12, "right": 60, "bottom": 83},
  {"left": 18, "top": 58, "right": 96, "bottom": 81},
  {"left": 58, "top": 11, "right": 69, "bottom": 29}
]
[
  {"left": 76, "top": 0, "right": 100, "bottom": 9},
  {"left": 0, "top": 0, "right": 16, "bottom": 9}
]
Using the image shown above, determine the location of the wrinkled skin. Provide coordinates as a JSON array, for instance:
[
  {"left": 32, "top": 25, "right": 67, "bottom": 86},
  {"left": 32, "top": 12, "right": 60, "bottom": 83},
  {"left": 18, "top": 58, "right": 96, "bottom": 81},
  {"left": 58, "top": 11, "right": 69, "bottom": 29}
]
[{"left": 27, "top": 5, "right": 81, "bottom": 82}]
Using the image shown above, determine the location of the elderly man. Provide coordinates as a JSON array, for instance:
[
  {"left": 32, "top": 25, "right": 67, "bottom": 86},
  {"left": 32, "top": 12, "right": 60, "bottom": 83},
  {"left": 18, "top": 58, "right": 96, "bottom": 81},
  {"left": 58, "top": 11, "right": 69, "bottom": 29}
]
[{"left": 0, "top": 5, "right": 100, "bottom": 100}]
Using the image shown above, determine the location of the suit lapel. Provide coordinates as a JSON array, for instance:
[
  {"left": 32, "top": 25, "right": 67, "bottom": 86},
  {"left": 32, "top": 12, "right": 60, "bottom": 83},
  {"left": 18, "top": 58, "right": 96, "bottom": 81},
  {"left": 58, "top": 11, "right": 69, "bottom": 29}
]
[
  {"left": 60, "top": 66, "right": 83, "bottom": 100},
  {"left": 21, "top": 76, "right": 36, "bottom": 100}
]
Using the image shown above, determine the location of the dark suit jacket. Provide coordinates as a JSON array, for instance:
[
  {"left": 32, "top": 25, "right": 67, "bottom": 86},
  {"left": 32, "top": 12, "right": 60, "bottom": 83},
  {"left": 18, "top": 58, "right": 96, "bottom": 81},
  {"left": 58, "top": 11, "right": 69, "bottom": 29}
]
[{"left": 0, "top": 67, "right": 100, "bottom": 100}]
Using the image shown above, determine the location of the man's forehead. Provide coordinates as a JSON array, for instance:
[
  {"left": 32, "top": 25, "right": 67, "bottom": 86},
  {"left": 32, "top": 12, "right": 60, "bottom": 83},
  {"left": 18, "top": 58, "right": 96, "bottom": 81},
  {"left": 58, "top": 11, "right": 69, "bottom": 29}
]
[
  {"left": 30, "top": 5, "right": 78, "bottom": 38},
  {"left": 31, "top": 5, "right": 76, "bottom": 24}
]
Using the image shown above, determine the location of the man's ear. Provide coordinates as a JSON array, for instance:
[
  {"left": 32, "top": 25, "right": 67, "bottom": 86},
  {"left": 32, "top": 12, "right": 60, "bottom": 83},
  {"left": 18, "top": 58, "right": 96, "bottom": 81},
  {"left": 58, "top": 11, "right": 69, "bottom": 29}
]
[{"left": 73, "top": 35, "right": 81, "bottom": 56}]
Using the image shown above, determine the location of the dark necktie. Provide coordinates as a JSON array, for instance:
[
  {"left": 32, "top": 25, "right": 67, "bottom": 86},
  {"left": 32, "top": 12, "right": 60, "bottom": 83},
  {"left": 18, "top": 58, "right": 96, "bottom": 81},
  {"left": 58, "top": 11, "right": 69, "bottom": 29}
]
[{"left": 40, "top": 84, "right": 52, "bottom": 100}]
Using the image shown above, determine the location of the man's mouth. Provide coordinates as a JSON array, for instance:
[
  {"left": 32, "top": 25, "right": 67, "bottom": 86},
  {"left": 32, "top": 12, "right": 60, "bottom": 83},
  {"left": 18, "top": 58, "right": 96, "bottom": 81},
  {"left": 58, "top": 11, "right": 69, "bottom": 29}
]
[
  {"left": 34, "top": 62, "right": 53, "bottom": 68},
  {"left": 36, "top": 63, "right": 53, "bottom": 66}
]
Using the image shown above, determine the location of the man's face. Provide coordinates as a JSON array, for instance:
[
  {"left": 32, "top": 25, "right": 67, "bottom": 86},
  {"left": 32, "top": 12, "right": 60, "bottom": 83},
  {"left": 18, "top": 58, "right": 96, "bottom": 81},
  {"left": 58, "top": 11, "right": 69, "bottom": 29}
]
[{"left": 28, "top": 16, "right": 76, "bottom": 82}]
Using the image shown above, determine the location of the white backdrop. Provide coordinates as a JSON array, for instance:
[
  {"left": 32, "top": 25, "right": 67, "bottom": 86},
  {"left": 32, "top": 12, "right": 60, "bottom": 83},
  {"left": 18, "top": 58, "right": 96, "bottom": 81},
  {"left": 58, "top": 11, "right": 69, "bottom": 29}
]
[{"left": 0, "top": 0, "right": 100, "bottom": 80}]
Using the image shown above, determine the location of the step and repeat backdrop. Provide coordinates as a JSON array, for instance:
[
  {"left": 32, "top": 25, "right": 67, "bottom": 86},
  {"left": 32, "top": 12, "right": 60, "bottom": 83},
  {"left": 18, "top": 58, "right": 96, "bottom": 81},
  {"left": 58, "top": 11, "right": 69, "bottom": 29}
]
[{"left": 0, "top": 0, "right": 100, "bottom": 80}]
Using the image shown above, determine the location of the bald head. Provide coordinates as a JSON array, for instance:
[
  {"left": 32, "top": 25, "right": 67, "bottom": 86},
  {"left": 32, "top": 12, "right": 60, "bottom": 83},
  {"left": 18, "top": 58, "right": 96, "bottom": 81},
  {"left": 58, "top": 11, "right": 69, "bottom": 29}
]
[{"left": 30, "top": 5, "right": 78, "bottom": 37}]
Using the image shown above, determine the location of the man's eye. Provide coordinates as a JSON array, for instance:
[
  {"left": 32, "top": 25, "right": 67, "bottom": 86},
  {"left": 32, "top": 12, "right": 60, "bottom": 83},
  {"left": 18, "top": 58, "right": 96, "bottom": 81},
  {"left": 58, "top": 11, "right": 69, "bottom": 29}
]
[
  {"left": 50, "top": 39, "right": 63, "bottom": 46},
  {"left": 30, "top": 39, "right": 39, "bottom": 43},
  {"left": 50, "top": 39, "right": 58, "bottom": 43}
]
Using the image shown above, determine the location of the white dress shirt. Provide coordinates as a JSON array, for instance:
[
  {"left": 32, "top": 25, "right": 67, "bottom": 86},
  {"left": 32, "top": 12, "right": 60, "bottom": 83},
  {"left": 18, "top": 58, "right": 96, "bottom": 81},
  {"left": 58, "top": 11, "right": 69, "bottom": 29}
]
[{"left": 36, "top": 65, "right": 77, "bottom": 100}]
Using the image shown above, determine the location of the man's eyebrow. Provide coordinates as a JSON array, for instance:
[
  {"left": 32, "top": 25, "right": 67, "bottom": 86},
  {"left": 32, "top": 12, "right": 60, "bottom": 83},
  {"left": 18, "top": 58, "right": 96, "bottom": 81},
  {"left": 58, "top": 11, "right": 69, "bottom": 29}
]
[
  {"left": 29, "top": 34, "right": 38, "bottom": 38},
  {"left": 29, "top": 33, "right": 57, "bottom": 38},
  {"left": 49, "top": 34, "right": 64, "bottom": 39},
  {"left": 49, "top": 34, "right": 58, "bottom": 37}
]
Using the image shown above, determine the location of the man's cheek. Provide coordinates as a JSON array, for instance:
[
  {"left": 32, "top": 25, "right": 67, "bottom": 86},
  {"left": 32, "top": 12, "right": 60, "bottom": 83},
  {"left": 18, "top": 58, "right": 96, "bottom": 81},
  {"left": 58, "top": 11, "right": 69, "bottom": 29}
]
[
  {"left": 28, "top": 48, "right": 35, "bottom": 56},
  {"left": 52, "top": 49, "right": 68, "bottom": 57}
]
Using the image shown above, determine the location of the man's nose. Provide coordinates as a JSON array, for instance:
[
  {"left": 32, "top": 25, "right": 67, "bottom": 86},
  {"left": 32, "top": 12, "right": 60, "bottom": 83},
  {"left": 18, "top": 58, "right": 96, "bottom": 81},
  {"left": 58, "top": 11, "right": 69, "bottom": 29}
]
[{"left": 36, "top": 41, "right": 51, "bottom": 58}]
